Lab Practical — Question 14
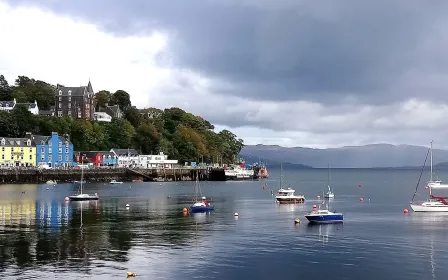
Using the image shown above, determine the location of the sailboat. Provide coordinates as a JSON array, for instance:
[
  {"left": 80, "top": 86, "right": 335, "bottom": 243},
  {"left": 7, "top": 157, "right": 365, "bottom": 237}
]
[
  {"left": 305, "top": 197, "right": 343, "bottom": 224},
  {"left": 69, "top": 163, "right": 99, "bottom": 201},
  {"left": 190, "top": 172, "right": 214, "bottom": 213},
  {"left": 324, "top": 164, "right": 335, "bottom": 199},
  {"left": 410, "top": 141, "right": 448, "bottom": 212},
  {"left": 275, "top": 162, "right": 305, "bottom": 203}
]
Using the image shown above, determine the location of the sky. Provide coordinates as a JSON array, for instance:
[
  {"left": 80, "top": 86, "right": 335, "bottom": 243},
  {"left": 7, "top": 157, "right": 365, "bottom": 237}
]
[{"left": 1, "top": 0, "right": 448, "bottom": 148}]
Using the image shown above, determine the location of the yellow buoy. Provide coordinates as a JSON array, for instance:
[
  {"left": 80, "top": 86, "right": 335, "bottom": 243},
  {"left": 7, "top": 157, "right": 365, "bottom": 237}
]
[
  {"left": 294, "top": 218, "right": 300, "bottom": 224},
  {"left": 127, "top": 272, "right": 136, "bottom": 277}
]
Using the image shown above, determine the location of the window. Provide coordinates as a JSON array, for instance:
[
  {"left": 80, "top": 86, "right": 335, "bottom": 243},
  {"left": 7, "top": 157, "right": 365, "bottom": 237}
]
[
  {"left": 1, "top": 155, "right": 3, "bottom": 160},
  {"left": 48, "top": 142, "right": 52, "bottom": 147},
  {"left": 10, "top": 155, "right": 13, "bottom": 160},
  {"left": 29, "top": 155, "right": 32, "bottom": 160},
  {"left": 65, "top": 155, "right": 68, "bottom": 161},
  {"left": 59, "top": 96, "right": 62, "bottom": 102},
  {"left": 68, "top": 103, "right": 71, "bottom": 108},
  {"left": 65, "top": 148, "right": 69, "bottom": 153},
  {"left": 29, "top": 148, "right": 32, "bottom": 152},
  {"left": 41, "top": 147, "right": 44, "bottom": 153},
  {"left": 58, "top": 111, "right": 62, "bottom": 117},
  {"left": 1, "top": 138, "right": 4, "bottom": 145},
  {"left": 68, "top": 96, "right": 71, "bottom": 102},
  {"left": 41, "top": 155, "right": 44, "bottom": 161},
  {"left": 78, "top": 112, "right": 81, "bottom": 118},
  {"left": 49, "top": 155, "right": 52, "bottom": 161},
  {"left": 68, "top": 90, "right": 72, "bottom": 95},
  {"left": 58, "top": 90, "right": 62, "bottom": 95},
  {"left": 58, "top": 103, "right": 62, "bottom": 108},
  {"left": 58, "top": 148, "right": 62, "bottom": 153},
  {"left": 58, "top": 142, "right": 62, "bottom": 147},
  {"left": 58, "top": 155, "right": 62, "bottom": 161},
  {"left": 1, "top": 147, "right": 3, "bottom": 152}
]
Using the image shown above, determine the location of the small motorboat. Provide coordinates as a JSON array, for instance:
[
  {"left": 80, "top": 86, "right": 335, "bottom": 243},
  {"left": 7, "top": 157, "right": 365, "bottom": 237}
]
[
  {"left": 73, "top": 180, "right": 86, "bottom": 184},
  {"left": 305, "top": 203, "right": 343, "bottom": 224},
  {"left": 46, "top": 180, "right": 57, "bottom": 185},
  {"left": 275, "top": 188, "right": 305, "bottom": 204},
  {"left": 191, "top": 196, "right": 214, "bottom": 213},
  {"left": 109, "top": 180, "right": 123, "bottom": 184},
  {"left": 69, "top": 193, "right": 99, "bottom": 201}
]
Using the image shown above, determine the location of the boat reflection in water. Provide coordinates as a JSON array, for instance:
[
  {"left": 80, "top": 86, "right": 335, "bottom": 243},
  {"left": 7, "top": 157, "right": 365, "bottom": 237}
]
[
  {"left": 305, "top": 223, "right": 343, "bottom": 244},
  {"left": 275, "top": 203, "right": 306, "bottom": 213},
  {"left": 191, "top": 211, "right": 212, "bottom": 224}
]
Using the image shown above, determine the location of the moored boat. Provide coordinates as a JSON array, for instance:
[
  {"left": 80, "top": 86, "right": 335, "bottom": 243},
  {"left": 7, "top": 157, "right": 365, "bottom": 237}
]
[
  {"left": 109, "top": 180, "right": 123, "bottom": 184},
  {"left": 305, "top": 208, "right": 344, "bottom": 224},
  {"left": 68, "top": 157, "right": 99, "bottom": 201},
  {"left": 275, "top": 188, "right": 305, "bottom": 204},
  {"left": 410, "top": 141, "right": 448, "bottom": 212},
  {"left": 189, "top": 171, "right": 214, "bottom": 213}
]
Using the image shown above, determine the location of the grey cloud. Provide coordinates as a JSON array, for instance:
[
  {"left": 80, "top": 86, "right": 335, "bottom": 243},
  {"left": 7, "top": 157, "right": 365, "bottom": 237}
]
[{"left": 5, "top": 0, "right": 448, "bottom": 105}]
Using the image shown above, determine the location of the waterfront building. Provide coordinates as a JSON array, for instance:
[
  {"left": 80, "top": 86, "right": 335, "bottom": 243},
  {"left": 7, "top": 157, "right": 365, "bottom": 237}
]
[
  {"left": 110, "top": 148, "right": 139, "bottom": 168},
  {"left": 32, "top": 132, "right": 74, "bottom": 168},
  {"left": 75, "top": 151, "right": 103, "bottom": 167},
  {"left": 100, "top": 151, "right": 118, "bottom": 166},
  {"left": 138, "top": 152, "right": 178, "bottom": 169},
  {"left": 0, "top": 135, "right": 36, "bottom": 167}
]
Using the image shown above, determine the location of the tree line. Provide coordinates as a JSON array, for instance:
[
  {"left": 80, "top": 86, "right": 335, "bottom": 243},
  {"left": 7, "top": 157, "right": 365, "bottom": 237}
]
[{"left": 0, "top": 75, "right": 244, "bottom": 163}]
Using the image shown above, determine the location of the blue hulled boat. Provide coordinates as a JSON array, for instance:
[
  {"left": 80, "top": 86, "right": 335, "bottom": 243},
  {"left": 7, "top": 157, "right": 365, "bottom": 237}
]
[
  {"left": 189, "top": 172, "right": 214, "bottom": 213},
  {"left": 190, "top": 197, "right": 214, "bottom": 213},
  {"left": 305, "top": 209, "right": 343, "bottom": 224}
]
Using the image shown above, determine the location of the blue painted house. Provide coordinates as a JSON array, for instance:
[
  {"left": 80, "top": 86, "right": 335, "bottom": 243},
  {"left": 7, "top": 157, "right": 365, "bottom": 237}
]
[
  {"left": 32, "top": 132, "right": 74, "bottom": 167},
  {"left": 100, "top": 151, "right": 118, "bottom": 166}
]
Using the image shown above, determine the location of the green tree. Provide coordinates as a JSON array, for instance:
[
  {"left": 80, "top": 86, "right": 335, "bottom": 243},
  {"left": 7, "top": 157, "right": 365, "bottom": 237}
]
[
  {"left": 95, "top": 90, "right": 112, "bottom": 110},
  {"left": 10, "top": 105, "right": 35, "bottom": 137},
  {"left": 106, "top": 119, "right": 134, "bottom": 148},
  {"left": 123, "top": 106, "right": 142, "bottom": 128},
  {"left": 0, "top": 75, "right": 12, "bottom": 101},
  {"left": 110, "top": 90, "right": 131, "bottom": 110},
  {"left": 134, "top": 122, "right": 160, "bottom": 154}
]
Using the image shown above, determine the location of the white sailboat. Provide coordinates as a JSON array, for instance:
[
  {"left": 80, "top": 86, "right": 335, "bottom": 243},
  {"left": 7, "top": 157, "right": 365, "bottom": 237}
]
[
  {"left": 410, "top": 141, "right": 448, "bottom": 212},
  {"left": 324, "top": 164, "right": 334, "bottom": 199},
  {"left": 69, "top": 161, "right": 99, "bottom": 201}
]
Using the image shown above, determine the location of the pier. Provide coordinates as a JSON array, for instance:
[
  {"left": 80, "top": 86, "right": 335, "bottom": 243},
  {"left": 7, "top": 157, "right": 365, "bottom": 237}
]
[{"left": 0, "top": 167, "right": 226, "bottom": 184}]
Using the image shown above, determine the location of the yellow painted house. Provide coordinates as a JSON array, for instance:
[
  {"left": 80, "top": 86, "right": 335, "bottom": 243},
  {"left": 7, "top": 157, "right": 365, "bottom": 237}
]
[{"left": 0, "top": 135, "right": 36, "bottom": 167}]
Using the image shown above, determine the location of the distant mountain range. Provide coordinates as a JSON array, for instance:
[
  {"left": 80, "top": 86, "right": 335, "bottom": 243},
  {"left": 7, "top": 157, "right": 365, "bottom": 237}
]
[{"left": 240, "top": 144, "right": 448, "bottom": 168}]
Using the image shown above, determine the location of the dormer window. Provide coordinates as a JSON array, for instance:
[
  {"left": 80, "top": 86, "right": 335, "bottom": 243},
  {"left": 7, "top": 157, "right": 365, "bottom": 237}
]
[
  {"left": 41, "top": 140, "right": 45, "bottom": 145},
  {"left": 16, "top": 140, "right": 20, "bottom": 145},
  {"left": 68, "top": 90, "right": 71, "bottom": 95},
  {"left": 1, "top": 138, "right": 4, "bottom": 145},
  {"left": 59, "top": 90, "right": 62, "bottom": 95},
  {"left": 27, "top": 139, "right": 31, "bottom": 146}
]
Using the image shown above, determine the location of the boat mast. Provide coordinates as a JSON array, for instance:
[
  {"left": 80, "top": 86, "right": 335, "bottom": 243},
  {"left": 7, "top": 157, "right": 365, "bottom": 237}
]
[
  {"left": 280, "top": 162, "right": 283, "bottom": 189},
  {"left": 80, "top": 155, "right": 84, "bottom": 195},
  {"left": 430, "top": 141, "right": 433, "bottom": 196},
  {"left": 328, "top": 164, "right": 331, "bottom": 191}
]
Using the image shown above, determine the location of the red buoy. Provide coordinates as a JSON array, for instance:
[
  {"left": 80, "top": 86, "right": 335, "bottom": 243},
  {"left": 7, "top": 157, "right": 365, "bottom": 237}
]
[
  {"left": 360, "top": 198, "right": 364, "bottom": 202},
  {"left": 262, "top": 186, "right": 266, "bottom": 190},
  {"left": 312, "top": 204, "right": 317, "bottom": 210},
  {"left": 403, "top": 209, "right": 409, "bottom": 214},
  {"left": 359, "top": 184, "right": 362, "bottom": 188}
]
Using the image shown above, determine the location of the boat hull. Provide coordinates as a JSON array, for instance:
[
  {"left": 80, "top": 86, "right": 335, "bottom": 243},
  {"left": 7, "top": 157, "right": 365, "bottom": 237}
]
[
  {"left": 305, "top": 214, "right": 343, "bottom": 224},
  {"left": 69, "top": 196, "right": 99, "bottom": 201},
  {"left": 410, "top": 204, "right": 448, "bottom": 212},
  {"left": 276, "top": 197, "right": 305, "bottom": 204},
  {"left": 190, "top": 205, "right": 214, "bottom": 213}
]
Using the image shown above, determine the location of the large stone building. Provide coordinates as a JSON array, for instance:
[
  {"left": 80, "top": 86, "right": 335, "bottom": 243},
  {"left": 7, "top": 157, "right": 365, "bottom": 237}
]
[{"left": 55, "top": 81, "right": 95, "bottom": 120}]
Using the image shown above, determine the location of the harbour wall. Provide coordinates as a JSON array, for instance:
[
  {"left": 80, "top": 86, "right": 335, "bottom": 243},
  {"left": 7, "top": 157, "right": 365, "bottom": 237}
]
[{"left": 0, "top": 167, "right": 226, "bottom": 184}]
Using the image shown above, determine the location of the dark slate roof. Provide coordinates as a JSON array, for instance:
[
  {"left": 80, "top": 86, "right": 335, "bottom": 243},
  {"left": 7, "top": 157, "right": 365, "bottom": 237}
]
[
  {"left": 55, "top": 82, "right": 94, "bottom": 97},
  {"left": 111, "top": 148, "right": 139, "bottom": 156},
  {"left": 0, "top": 137, "right": 35, "bottom": 146},
  {"left": 99, "top": 151, "right": 115, "bottom": 157},
  {"left": 16, "top": 102, "right": 37, "bottom": 109},
  {"left": 99, "top": 105, "right": 121, "bottom": 117},
  {"left": 76, "top": 151, "right": 100, "bottom": 158},
  {"left": 31, "top": 134, "right": 72, "bottom": 145},
  {"left": 0, "top": 101, "right": 14, "bottom": 108}
]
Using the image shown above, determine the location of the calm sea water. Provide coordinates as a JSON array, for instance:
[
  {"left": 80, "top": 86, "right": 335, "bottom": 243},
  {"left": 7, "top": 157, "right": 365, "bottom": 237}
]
[{"left": 1, "top": 168, "right": 448, "bottom": 280}]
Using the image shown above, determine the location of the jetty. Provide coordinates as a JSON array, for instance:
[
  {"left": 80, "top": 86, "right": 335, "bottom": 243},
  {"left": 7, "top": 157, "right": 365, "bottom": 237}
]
[{"left": 0, "top": 167, "right": 227, "bottom": 184}]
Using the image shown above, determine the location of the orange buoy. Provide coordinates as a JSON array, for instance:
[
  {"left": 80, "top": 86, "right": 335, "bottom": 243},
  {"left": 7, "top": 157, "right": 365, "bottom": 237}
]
[
  {"left": 403, "top": 208, "right": 409, "bottom": 214},
  {"left": 312, "top": 204, "right": 317, "bottom": 210},
  {"left": 182, "top": 208, "right": 188, "bottom": 213},
  {"left": 64, "top": 197, "right": 69, "bottom": 201},
  {"left": 360, "top": 198, "right": 364, "bottom": 202}
]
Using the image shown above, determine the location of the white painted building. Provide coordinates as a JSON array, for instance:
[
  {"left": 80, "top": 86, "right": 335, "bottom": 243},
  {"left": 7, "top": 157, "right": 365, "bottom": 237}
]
[
  {"left": 93, "top": 112, "right": 112, "bottom": 122},
  {"left": 110, "top": 148, "right": 139, "bottom": 168},
  {"left": 0, "top": 99, "right": 39, "bottom": 115},
  {"left": 138, "top": 152, "right": 178, "bottom": 169}
]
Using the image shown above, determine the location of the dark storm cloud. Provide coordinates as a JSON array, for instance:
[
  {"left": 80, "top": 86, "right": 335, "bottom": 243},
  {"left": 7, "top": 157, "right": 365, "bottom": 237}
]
[{"left": 6, "top": 0, "right": 448, "bottom": 104}]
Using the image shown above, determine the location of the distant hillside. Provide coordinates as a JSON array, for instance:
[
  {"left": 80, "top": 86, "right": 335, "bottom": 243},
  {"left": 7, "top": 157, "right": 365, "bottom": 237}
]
[
  {"left": 239, "top": 154, "right": 313, "bottom": 169},
  {"left": 240, "top": 144, "right": 448, "bottom": 168}
]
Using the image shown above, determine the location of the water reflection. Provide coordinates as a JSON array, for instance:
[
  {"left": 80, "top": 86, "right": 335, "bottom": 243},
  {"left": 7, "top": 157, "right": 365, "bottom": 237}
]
[
  {"left": 275, "top": 203, "right": 307, "bottom": 213},
  {"left": 305, "top": 223, "right": 343, "bottom": 244}
]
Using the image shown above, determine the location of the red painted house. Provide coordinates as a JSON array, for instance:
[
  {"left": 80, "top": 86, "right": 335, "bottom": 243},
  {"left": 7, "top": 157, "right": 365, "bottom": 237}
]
[{"left": 75, "top": 151, "right": 103, "bottom": 167}]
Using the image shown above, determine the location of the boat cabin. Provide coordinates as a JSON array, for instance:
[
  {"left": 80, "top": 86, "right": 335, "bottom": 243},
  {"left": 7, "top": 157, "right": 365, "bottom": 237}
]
[{"left": 277, "top": 188, "right": 296, "bottom": 196}]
